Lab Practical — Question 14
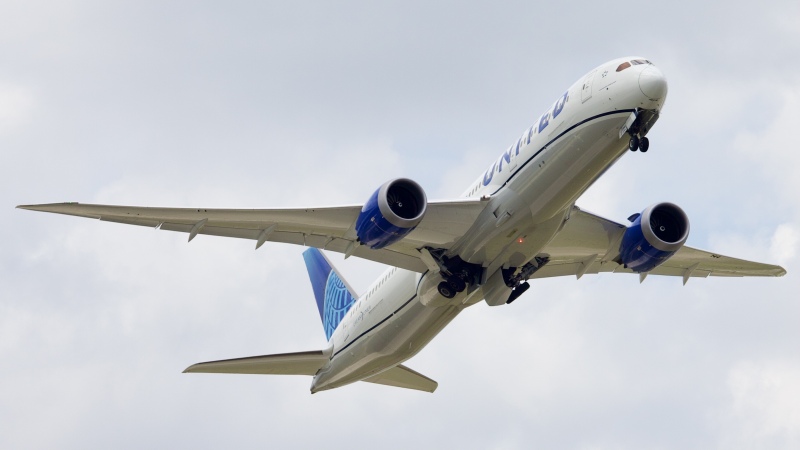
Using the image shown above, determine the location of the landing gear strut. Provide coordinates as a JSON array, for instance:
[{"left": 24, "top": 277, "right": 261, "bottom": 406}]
[
  {"left": 425, "top": 248, "right": 483, "bottom": 299},
  {"left": 627, "top": 108, "right": 659, "bottom": 153}
]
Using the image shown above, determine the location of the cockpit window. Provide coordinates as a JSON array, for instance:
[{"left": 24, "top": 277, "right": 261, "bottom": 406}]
[{"left": 617, "top": 59, "right": 653, "bottom": 72}]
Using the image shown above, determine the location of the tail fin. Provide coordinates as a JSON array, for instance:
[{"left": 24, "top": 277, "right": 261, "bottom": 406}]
[{"left": 302, "top": 248, "right": 358, "bottom": 340}]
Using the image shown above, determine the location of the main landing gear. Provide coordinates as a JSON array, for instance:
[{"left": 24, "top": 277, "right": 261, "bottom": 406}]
[
  {"left": 427, "top": 249, "right": 482, "bottom": 299},
  {"left": 437, "top": 282, "right": 454, "bottom": 298},
  {"left": 437, "top": 274, "right": 467, "bottom": 299},
  {"left": 629, "top": 135, "right": 649, "bottom": 152}
]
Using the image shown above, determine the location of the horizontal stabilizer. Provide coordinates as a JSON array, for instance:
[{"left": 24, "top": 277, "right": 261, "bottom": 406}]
[
  {"left": 183, "top": 350, "right": 328, "bottom": 376},
  {"left": 362, "top": 364, "right": 438, "bottom": 393}
]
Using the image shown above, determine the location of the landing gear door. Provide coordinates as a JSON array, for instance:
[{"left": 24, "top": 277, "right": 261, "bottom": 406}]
[{"left": 581, "top": 70, "right": 596, "bottom": 103}]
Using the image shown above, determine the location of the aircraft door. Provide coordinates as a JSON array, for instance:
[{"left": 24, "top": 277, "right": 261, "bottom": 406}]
[{"left": 581, "top": 70, "right": 596, "bottom": 103}]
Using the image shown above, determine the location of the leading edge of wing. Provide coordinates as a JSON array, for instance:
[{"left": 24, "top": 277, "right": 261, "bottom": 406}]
[
  {"left": 16, "top": 202, "right": 365, "bottom": 228},
  {"left": 16, "top": 198, "right": 486, "bottom": 225},
  {"left": 16, "top": 198, "right": 488, "bottom": 272}
]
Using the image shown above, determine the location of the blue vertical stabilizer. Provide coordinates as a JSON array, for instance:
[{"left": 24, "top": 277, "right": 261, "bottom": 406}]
[{"left": 302, "top": 248, "right": 358, "bottom": 340}]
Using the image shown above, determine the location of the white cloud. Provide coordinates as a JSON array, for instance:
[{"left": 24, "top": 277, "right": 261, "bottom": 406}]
[
  {"left": 735, "top": 86, "right": 800, "bottom": 212},
  {"left": 717, "top": 360, "right": 800, "bottom": 449},
  {"left": 0, "top": 82, "right": 35, "bottom": 135},
  {"left": 432, "top": 146, "right": 491, "bottom": 198},
  {"left": 770, "top": 224, "right": 799, "bottom": 265}
]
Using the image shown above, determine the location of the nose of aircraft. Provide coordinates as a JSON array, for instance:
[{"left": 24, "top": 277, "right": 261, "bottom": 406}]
[{"left": 638, "top": 65, "right": 668, "bottom": 101}]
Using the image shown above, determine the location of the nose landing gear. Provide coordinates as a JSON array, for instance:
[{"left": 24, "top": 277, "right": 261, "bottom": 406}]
[
  {"left": 629, "top": 135, "right": 639, "bottom": 151},
  {"left": 627, "top": 108, "right": 658, "bottom": 153},
  {"left": 629, "top": 135, "right": 649, "bottom": 152}
]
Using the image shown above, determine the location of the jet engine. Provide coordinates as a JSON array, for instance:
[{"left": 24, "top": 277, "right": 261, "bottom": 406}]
[
  {"left": 619, "top": 202, "right": 689, "bottom": 273},
  {"left": 355, "top": 178, "right": 427, "bottom": 249}
]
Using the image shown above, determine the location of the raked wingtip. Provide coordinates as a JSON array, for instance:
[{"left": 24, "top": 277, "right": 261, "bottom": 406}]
[{"left": 16, "top": 202, "right": 80, "bottom": 212}]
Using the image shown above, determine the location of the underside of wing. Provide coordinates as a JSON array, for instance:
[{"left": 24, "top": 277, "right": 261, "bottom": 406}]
[
  {"left": 17, "top": 199, "right": 488, "bottom": 273},
  {"left": 534, "top": 207, "right": 786, "bottom": 281},
  {"left": 361, "top": 364, "right": 438, "bottom": 393},
  {"left": 183, "top": 350, "right": 328, "bottom": 376}
]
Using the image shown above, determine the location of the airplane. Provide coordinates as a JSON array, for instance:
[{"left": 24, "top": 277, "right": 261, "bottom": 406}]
[{"left": 18, "top": 56, "right": 786, "bottom": 394}]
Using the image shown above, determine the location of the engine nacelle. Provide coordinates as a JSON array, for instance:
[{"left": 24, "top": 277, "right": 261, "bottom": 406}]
[
  {"left": 355, "top": 178, "right": 427, "bottom": 249},
  {"left": 619, "top": 202, "right": 690, "bottom": 273}
]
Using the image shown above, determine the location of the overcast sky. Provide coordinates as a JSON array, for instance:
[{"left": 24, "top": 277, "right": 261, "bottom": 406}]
[{"left": 2, "top": 1, "right": 799, "bottom": 449}]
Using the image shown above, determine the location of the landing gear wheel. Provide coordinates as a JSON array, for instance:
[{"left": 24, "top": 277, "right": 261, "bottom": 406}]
[
  {"left": 639, "top": 137, "right": 650, "bottom": 152},
  {"left": 437, "top": 281, "right": 456, "bottom": 299},
  {"left": 629, "top": 135, "right": 640, "bottom": 152},
  {"left": 447, "top": 276, "right": 466, "bottom": 293}
]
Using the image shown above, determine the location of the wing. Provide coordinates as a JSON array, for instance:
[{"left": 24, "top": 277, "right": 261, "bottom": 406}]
[
  {"left": 17, "top": 199, "right": 488, "bottom": 273},
  {"left": 533, "top": 207, "right": 786, "bottom": 282}
]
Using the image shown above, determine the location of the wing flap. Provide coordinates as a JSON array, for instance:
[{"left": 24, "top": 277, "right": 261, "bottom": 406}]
[
  {"left": 183, "top": 350, "right": 328, "bottom": 376},
  {"left": 362, "top": 364, "right": 438, "bottom": 393},
  {"left": 406, "top": 199, "right": 490, "bottom": 246}
]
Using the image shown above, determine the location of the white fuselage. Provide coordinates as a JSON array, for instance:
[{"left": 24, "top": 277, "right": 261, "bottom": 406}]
[{"left": 311, "top": 57, "right": 667, "bottom": 393}]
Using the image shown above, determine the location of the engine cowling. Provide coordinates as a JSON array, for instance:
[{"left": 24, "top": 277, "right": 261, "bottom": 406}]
[
  {"left": 355, "top": 178, "right": 427, "bottom": 249},
  {"left": 619, "top": 202, "right": 690, "bottom": 273}
]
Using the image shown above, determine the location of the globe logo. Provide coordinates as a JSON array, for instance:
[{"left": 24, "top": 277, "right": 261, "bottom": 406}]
[{"left": 323, "top": 272, "right": 354, "bottom": 339}]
